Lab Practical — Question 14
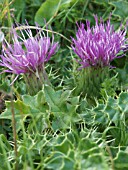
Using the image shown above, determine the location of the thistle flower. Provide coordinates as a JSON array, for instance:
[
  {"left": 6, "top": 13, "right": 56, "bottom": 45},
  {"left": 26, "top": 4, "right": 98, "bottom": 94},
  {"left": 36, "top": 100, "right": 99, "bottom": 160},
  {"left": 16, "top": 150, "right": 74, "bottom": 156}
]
[
  {"left": 0, "top": 24, "right": 58, "bottom": 95},
  {"left": 72, "top": 15, "right": 127, "bottom": 69},
  {"left": 71, "top": 16, "right": 128, "bottom": 100}
]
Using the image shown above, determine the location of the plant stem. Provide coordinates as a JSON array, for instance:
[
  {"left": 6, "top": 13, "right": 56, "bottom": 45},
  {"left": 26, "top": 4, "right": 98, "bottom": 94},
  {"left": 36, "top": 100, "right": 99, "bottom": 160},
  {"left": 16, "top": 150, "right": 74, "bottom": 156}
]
[
  {"left": 1, "top": 25, "right": 72, "bottom": 43},
  {"left": 81, "top": 0, "right": 89, "bottom": 18},
  {"left": 106, "top": 145, "right": 115, "bottom": 170},
  {"left": 10, "top": 87, "right": 18, "bottom": 170}
]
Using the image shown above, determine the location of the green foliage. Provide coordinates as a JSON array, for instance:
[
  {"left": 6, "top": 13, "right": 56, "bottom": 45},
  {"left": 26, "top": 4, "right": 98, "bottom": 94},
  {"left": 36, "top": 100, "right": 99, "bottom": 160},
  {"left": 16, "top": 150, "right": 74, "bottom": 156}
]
[
  {"left": 44, "top": 85, "right": 80, "bottom": 130},
  {"left": 35, "top": 0, "right": 61, "bottom": 24},
  {"left": 114, "top": 150, "right": 128, "bottom": 169},
  {"left": 0, "top": 134, "right": 12, "bottom": 169},
  {"left": 93, "top": 92, "right": 128, "bottom": 146},
  {"left": 117, "top": 62, "right": 128, "bottom": 90},
  {"left": 100, "top": 73, "right": 118, "bottom": 99},
  {"left": 1, "top": 87, "right": 128, "bottom": 168},
  {"left": 35, "top": 0, "right": 78, "bottom": 25},
  {"left": 94, "top": 92, "right": 128, "bottom": 125},
  {"left": 67, "top": 65, "right": 110, "bottom": 103},
  {"left": 0, "top": 86, "right": 81, "bottom": 132},
  {"left": 11, "top": 0, "right": 25, "bottom": 22},
  {"left": 0, "top": 0, "right": 128, "bottom": 169},
  {"left": 45, "top": 132, "right": 109, "bottom": 170},
  {"left": 110, "top": 1, "right": 128, "bottom": 22}
]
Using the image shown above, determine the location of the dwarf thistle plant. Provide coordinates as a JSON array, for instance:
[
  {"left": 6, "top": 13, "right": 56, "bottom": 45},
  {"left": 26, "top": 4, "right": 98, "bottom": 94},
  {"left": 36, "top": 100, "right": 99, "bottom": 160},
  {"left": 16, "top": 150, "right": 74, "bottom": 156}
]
[
  {"left": 71, "top": 15, "right": 128, "bottom": 99},
  {"left": 0, "top": 25, "right": 58, "bottom": 95}
]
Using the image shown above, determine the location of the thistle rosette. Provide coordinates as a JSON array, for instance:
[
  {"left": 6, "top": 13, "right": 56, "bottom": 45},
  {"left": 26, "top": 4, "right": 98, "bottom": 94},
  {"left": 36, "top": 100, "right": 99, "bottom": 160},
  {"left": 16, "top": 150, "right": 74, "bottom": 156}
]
[
  {"left": 71, "top": 16, "right": 128, "bottom": 99},
  {"left": 0, "top": 25, "right": 58, "bottom": 95}
]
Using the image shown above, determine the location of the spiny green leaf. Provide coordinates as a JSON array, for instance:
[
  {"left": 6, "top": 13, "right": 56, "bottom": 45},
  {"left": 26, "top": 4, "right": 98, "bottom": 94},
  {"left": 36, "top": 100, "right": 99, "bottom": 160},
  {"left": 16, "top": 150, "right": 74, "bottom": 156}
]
[
  {"left": 62, "top": 157, "right": 75, "bottom": 170},
  {"left": 94, "top": 92, "right": 128, "bottom": 126},
  {"left": 0, "top": 100, "right": 31, "bottom": 132},
  {"left": 118, "top": 92, "right": 128, "bottom": 113},
  {"left": 114, "top": 151, "right": 128, "bottom": 169},
  {"left": 55, "top": 137, "right": 73, "bottom": 154},
  {"left": 100, "top": 74, "right": 118, "bottom": 99},
  {"left": 82, "top": 154, "right": 109, "bottom": 170},
  {"left": 0, "top": 99, "right": 31, "bottom": 120},
  {"left": 45, "top": 156, "right": 64, "bottom": 170},
  {"left": 117, "top": 63, "right": 128, "bottom": 90},
  {"left": 44, "top": 86, "right": 68, "bottom": 112},
  {"left": 22, "top": 90, "right": 49, "bottom": 113}
]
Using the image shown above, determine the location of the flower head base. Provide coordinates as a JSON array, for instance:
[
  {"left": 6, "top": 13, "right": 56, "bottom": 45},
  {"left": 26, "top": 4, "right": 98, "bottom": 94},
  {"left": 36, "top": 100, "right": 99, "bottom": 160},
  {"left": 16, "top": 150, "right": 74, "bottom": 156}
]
[
  {"left": 72, "top": 15, "right": 127, "bottom": 68},
  {"left": 0, "top": 24, "right": 58, "bottom": 95}
]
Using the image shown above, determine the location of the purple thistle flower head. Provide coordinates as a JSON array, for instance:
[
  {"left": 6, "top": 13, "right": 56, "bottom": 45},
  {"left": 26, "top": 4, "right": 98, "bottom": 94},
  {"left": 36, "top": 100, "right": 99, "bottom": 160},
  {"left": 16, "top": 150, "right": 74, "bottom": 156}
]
[
  {"left": 71, "top": 15, "right": 128, "bottom": 69},
  {"left": 0, "top": 23, "right": 58, "bottom": 95},
  {"left": 0, "top": 24, "right": 58, "bottom": 75}
]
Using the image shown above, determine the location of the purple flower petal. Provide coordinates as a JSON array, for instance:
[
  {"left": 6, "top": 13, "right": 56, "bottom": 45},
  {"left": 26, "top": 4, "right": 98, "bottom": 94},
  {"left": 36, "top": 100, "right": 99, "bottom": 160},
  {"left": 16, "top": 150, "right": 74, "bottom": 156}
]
[
  {"left": 72, "top": 15, "right": 128, "bottom": 68},
  {"left": 0, "top": 24, "right": 58, "bottom": 75}
]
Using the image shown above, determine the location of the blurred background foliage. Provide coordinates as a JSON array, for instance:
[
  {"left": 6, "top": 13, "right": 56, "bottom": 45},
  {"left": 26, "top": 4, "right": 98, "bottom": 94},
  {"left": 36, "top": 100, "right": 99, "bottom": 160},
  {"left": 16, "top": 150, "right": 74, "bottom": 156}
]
[
  {"left": 1, "top": 0, "right": 128, "bottom": 41},
  {"left": 0, "top": 0, "right": 128, "bottom": 169}
]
